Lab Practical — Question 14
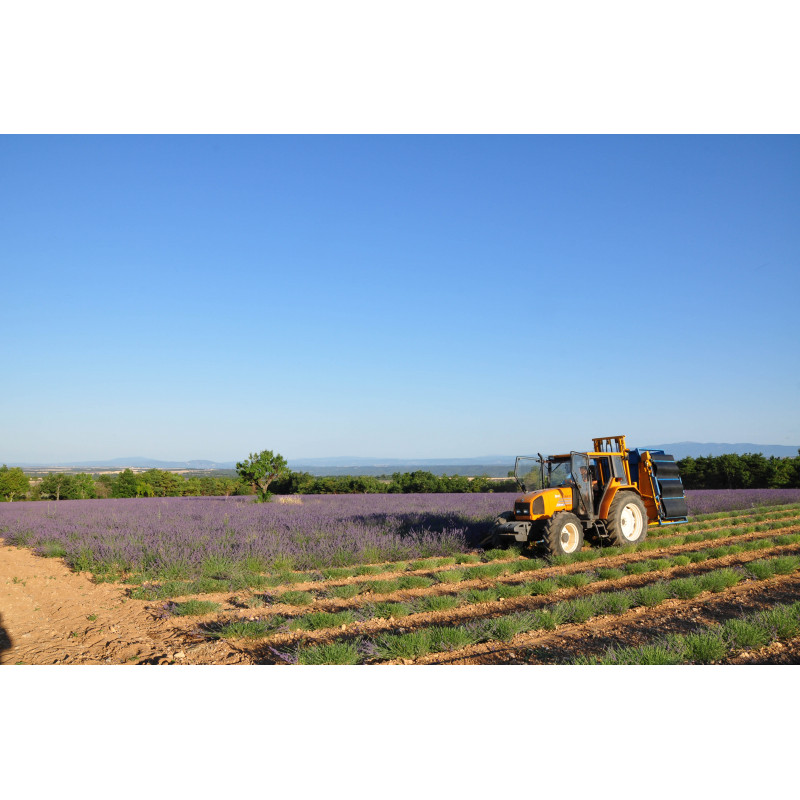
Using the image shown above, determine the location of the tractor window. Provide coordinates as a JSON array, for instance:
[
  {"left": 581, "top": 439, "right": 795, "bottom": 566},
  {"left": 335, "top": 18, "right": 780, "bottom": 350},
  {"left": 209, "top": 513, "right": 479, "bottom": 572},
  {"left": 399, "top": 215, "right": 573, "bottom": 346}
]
[
  {"left": 514, "top": 457, "right": 543, "bottom": 491},
  {"left": 596, "top": 457, "right": 611, "bottom": 485},
  {"left": 547, "top": 460, "right": 572, "bottom": 487},
  {"left": 588, "top": 460, "right": 599, "bottom": 489}
]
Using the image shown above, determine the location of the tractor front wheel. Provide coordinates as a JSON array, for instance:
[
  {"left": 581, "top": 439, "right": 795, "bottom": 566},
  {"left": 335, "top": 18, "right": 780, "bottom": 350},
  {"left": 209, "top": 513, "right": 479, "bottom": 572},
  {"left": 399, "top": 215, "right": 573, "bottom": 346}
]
[
  {"left": 543, "top": 512, "right": 584, "bottom": 557},
  {"left": 605, "top": 492, "right": 648, "bottom": 546}
]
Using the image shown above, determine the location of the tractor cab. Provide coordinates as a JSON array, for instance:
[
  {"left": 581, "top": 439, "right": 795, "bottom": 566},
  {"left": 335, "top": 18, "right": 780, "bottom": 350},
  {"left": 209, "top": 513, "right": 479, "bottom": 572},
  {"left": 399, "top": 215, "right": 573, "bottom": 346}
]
[{"left": 513, "top": 450, "right": 625, "bottom": 522}]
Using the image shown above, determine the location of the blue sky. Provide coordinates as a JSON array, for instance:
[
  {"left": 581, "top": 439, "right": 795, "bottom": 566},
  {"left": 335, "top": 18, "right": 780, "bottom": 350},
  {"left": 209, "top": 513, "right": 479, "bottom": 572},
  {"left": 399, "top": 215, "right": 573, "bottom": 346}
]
[{"left": 2, "top": 135, "right": 798, "bottom": 463}]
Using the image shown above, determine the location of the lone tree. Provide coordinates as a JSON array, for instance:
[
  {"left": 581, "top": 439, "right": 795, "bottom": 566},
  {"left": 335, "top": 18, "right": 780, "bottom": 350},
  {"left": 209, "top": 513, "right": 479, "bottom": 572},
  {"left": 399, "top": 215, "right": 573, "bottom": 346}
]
[
  {"left": 0, "top": 465, "right": 30, "bottom": 502},
  {"left": 236, "top": 450, "right": 288, "bottom": 502}
]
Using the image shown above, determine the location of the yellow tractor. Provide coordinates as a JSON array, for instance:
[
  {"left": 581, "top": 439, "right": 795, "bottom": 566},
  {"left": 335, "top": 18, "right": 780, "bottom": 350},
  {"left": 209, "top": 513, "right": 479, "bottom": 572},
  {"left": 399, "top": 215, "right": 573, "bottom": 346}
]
[{"left": 490, "top": 435, "right": 688, "bottom": 556}]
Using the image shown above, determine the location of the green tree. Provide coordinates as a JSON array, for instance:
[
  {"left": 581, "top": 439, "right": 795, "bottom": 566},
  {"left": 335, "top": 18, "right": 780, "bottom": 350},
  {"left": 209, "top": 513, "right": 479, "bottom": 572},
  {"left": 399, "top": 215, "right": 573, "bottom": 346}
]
[
  {"left": 182, "top": 477, "right": 203, "bottom": 496},
  {"left": 95, "top": 474, "right": 114, "bottom": 498},
  {"left": 112, "top": 469, "right": 138, "bottom": 498},
  {"left": 236, "top": 450, "right": 288, "bottom": 502},
  {"left": 389, "top": 470, "right": 442, "bottom": 493},
  {"left": 135, "top": 478, "right": 155, "bottom": 498},
  {"left": 67, "top": 473, "right": 97, "bottom": 499},
  {"left": 0, "top": 465, "right": 30, "bottom": 502},
  {"left": 38, "top": 473, "right": 77, "bottom": 501},
  {"left": 217, "top": 477, "right": 239, "bottom": 497},
  {"left": 138, "top": 469, "right": 183, "bottom": 497}
]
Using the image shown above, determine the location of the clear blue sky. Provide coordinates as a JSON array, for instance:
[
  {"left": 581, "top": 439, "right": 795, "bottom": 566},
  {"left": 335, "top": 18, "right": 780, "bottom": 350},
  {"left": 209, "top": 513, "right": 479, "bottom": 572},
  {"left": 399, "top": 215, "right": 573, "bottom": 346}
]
[{"left": 2, "top": 135, "right": 798, "bottom": 463}]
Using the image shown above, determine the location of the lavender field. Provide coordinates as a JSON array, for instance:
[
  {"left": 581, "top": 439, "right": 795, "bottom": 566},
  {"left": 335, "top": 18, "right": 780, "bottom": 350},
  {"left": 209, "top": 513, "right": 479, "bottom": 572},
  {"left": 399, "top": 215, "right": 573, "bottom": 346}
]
[{"left": 1, "top": 489, "right": 799, "bottom": 580}]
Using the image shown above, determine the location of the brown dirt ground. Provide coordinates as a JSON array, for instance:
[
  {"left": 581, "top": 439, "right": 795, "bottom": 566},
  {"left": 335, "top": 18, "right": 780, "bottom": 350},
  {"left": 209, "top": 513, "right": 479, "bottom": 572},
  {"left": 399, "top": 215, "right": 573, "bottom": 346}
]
[{"left": 0, "top": 539, "right": 252, "bottom": 665}]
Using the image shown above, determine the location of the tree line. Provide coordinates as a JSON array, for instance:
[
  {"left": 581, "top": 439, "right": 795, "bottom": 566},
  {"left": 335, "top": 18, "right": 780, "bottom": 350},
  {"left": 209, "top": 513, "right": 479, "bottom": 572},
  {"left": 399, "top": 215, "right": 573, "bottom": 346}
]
[
  {"left": 271, "top": 470, "right": 517, "bottom": 495},
  {"left": 0, "top": 464, "right": 516, "bottom": 502},
  {"left": 676, "top": 452, "right": 800, "bottom": 490},
  {"left": 0, "top": 467, "right": 245, "bottom": 501},
  {"left": 2, "top": 451, "right": 798, "bottom": 502}
]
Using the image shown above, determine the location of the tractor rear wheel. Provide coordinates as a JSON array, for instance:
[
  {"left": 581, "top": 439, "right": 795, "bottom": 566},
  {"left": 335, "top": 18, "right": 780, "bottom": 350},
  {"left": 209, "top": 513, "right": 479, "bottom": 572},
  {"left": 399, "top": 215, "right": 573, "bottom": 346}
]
[
  {"left": 605, "top": 492, "right": 648, "bottom": 546},
  {"left": 543, "top": 512, "right": 584, "bottom": 556}
]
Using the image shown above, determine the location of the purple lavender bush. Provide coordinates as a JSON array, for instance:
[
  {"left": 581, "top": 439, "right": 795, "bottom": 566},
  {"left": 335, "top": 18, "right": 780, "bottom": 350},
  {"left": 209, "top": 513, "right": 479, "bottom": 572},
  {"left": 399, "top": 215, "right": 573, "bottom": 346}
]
[
  {"left": 1, "top": 489, "right": 797, "bottom": 579},
  {"left": 684, "top": 489, "right": 800, "bottom": 515},
  {"left": 0, "top": 494, "right": 515, "bottom": 576}
]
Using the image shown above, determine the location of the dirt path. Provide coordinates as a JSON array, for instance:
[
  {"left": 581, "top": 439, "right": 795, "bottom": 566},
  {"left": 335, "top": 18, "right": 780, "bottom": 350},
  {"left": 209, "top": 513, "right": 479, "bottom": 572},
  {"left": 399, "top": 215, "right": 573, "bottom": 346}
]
[{"left": 0, "top": 539, "right": 250, "bottom": 665}]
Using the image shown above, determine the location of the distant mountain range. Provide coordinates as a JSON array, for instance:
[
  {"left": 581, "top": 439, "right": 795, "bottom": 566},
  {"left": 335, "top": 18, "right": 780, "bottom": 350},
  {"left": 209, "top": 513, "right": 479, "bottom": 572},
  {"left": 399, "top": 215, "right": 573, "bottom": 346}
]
[
  {"left": 7, "top": 442, "right": 798, "bottom": 475},
  {"left": 15, "top": 457, "right": 234, "bottom": 470}
]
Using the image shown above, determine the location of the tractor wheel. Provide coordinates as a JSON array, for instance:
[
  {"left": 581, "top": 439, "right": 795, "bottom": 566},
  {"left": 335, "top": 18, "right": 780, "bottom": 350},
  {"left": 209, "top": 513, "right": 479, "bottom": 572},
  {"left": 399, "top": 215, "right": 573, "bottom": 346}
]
[
  {"left": 543, "top": 512, "right": 584, "bottom": 556},
  {"left": 489, "top": 512, "right": 514, "bottom": 548},
  {"left": 605, "top": 492, "right": 648, "bottom": 546}
]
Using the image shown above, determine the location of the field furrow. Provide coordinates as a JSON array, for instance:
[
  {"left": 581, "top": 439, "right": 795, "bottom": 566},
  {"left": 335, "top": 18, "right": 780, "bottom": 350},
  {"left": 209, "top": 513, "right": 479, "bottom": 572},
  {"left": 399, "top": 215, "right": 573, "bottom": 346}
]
[
  {"left": 197, "top": 546, "right": 800, "bottom": 663},
  {"left": 403, "top": 572, "right": 800, "bottom": 665}
]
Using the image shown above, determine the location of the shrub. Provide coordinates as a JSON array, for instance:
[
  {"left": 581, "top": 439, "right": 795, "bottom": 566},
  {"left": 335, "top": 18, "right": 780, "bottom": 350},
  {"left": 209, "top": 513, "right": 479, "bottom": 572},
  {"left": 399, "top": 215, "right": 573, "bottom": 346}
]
[
  {"left": 564, "top": 597, "right": 595, "bottom": 623},
  {"left": 495, "top": 582, "right": 529, "bottom": 599},
  {"left": 366, "top": 602, "right": 413, "bottom": 619},
  {"left": 172, "top": 600, "right": 221, "bottom": 616},
  {"left": 397, "top": 575, "right": 434, "bottom": 590},
  {"left": 594, "top": 591, "right": 634, "bottom": 615},
  {"left": 354, "top": 565, "right": 383, "bottom": 576},
  {"left": 418, "top": 594, "right": 460, "bottom": 612},
  {"left": 428, "top": 626, "right": 480, "bottom": 651},
  {"left": 483, "top": 612, "right": 537, "bottom": 641},
  {"left": 464, "top": 563, "right": 506, "bottom": 581},
  {"left": 770, "top": 555, "right": 800, "bottom": 575},
  {"left": 556, "top": 573, "right": 593, "bottom": 589},
  {"left": 756, "top": 606, "right": 800, "bottom": 639},
  {"left": 296, "top": 641, "right": 361, "bottom": 665},
  {"left": 278, "top": 590, "right": 314, "bottom": 606},
  {"left": 373, "top": 630, "right": 432, "bottom": 660},
  {"left": 634, "top": 583, "right": 670, "bottom": 607},
  {"left": 328, "top": 583, "right": 365, "bottom": 599},
  {"left": 606, "top": 644, "right": 683, "bottom": 665},
  {"left": 596, "top": 567, "right": 624, "bottom": 580},
  {"left": 525, "top": 578, "right": 558, "bottom": 596},
  {"left": 464, "top": 588, "right": 499, "bottom": 604},
  {"left": 669, "top": 577, "right": 703, "bottom": 600},
  {"left": 436, "top": 569, "right": 466, "bottom": 585},
  {"left": 39, "top": 541, "right": 67, "bottom": 558},
  {"left": 682, "top": 630, "right": 727, "bottom": 663},
  {"left": 289, "top": 611, "right": 356, "bottom": 631},
  {"left": 209, "top": 617, "right": 285, "bottom": 639},
  {"left": 698, "top": 569, "right": 742, "bottom": 593},
  {"left": 721, "top": 618, "right": 771, "bottom": 650},
  {"left": 483, "top": 548, "right": 512, "bottom": 562},
  {"left": 744, "top": 560, "right": 775, "bottom": 580}
]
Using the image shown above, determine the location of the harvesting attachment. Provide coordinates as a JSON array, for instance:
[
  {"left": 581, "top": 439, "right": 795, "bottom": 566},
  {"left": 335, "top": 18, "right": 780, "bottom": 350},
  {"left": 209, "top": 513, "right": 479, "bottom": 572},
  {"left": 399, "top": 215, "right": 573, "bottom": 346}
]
[{"left": 489, "top": 435, "right": 688, "bottom": 557}]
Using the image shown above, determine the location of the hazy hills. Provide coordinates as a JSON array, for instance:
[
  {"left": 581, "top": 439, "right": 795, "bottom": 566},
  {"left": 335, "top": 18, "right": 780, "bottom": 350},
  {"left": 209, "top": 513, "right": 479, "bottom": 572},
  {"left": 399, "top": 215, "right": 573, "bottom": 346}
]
[{"left": 8, "top": 442, "right": 799, "bottom": 476}]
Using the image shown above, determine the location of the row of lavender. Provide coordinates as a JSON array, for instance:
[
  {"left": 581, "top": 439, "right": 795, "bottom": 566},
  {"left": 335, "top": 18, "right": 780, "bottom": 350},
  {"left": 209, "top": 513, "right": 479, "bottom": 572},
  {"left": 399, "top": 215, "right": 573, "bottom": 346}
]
[{"left": 1, "top": 490, "right": 799, "bottom": 575}]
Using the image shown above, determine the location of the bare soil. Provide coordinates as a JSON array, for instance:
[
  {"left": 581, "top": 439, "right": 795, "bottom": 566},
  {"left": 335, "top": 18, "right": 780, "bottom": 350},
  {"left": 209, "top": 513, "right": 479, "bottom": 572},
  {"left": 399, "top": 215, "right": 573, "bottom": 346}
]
[{"left": 0, "top": 539, "right": 249, "bottom": 665}]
